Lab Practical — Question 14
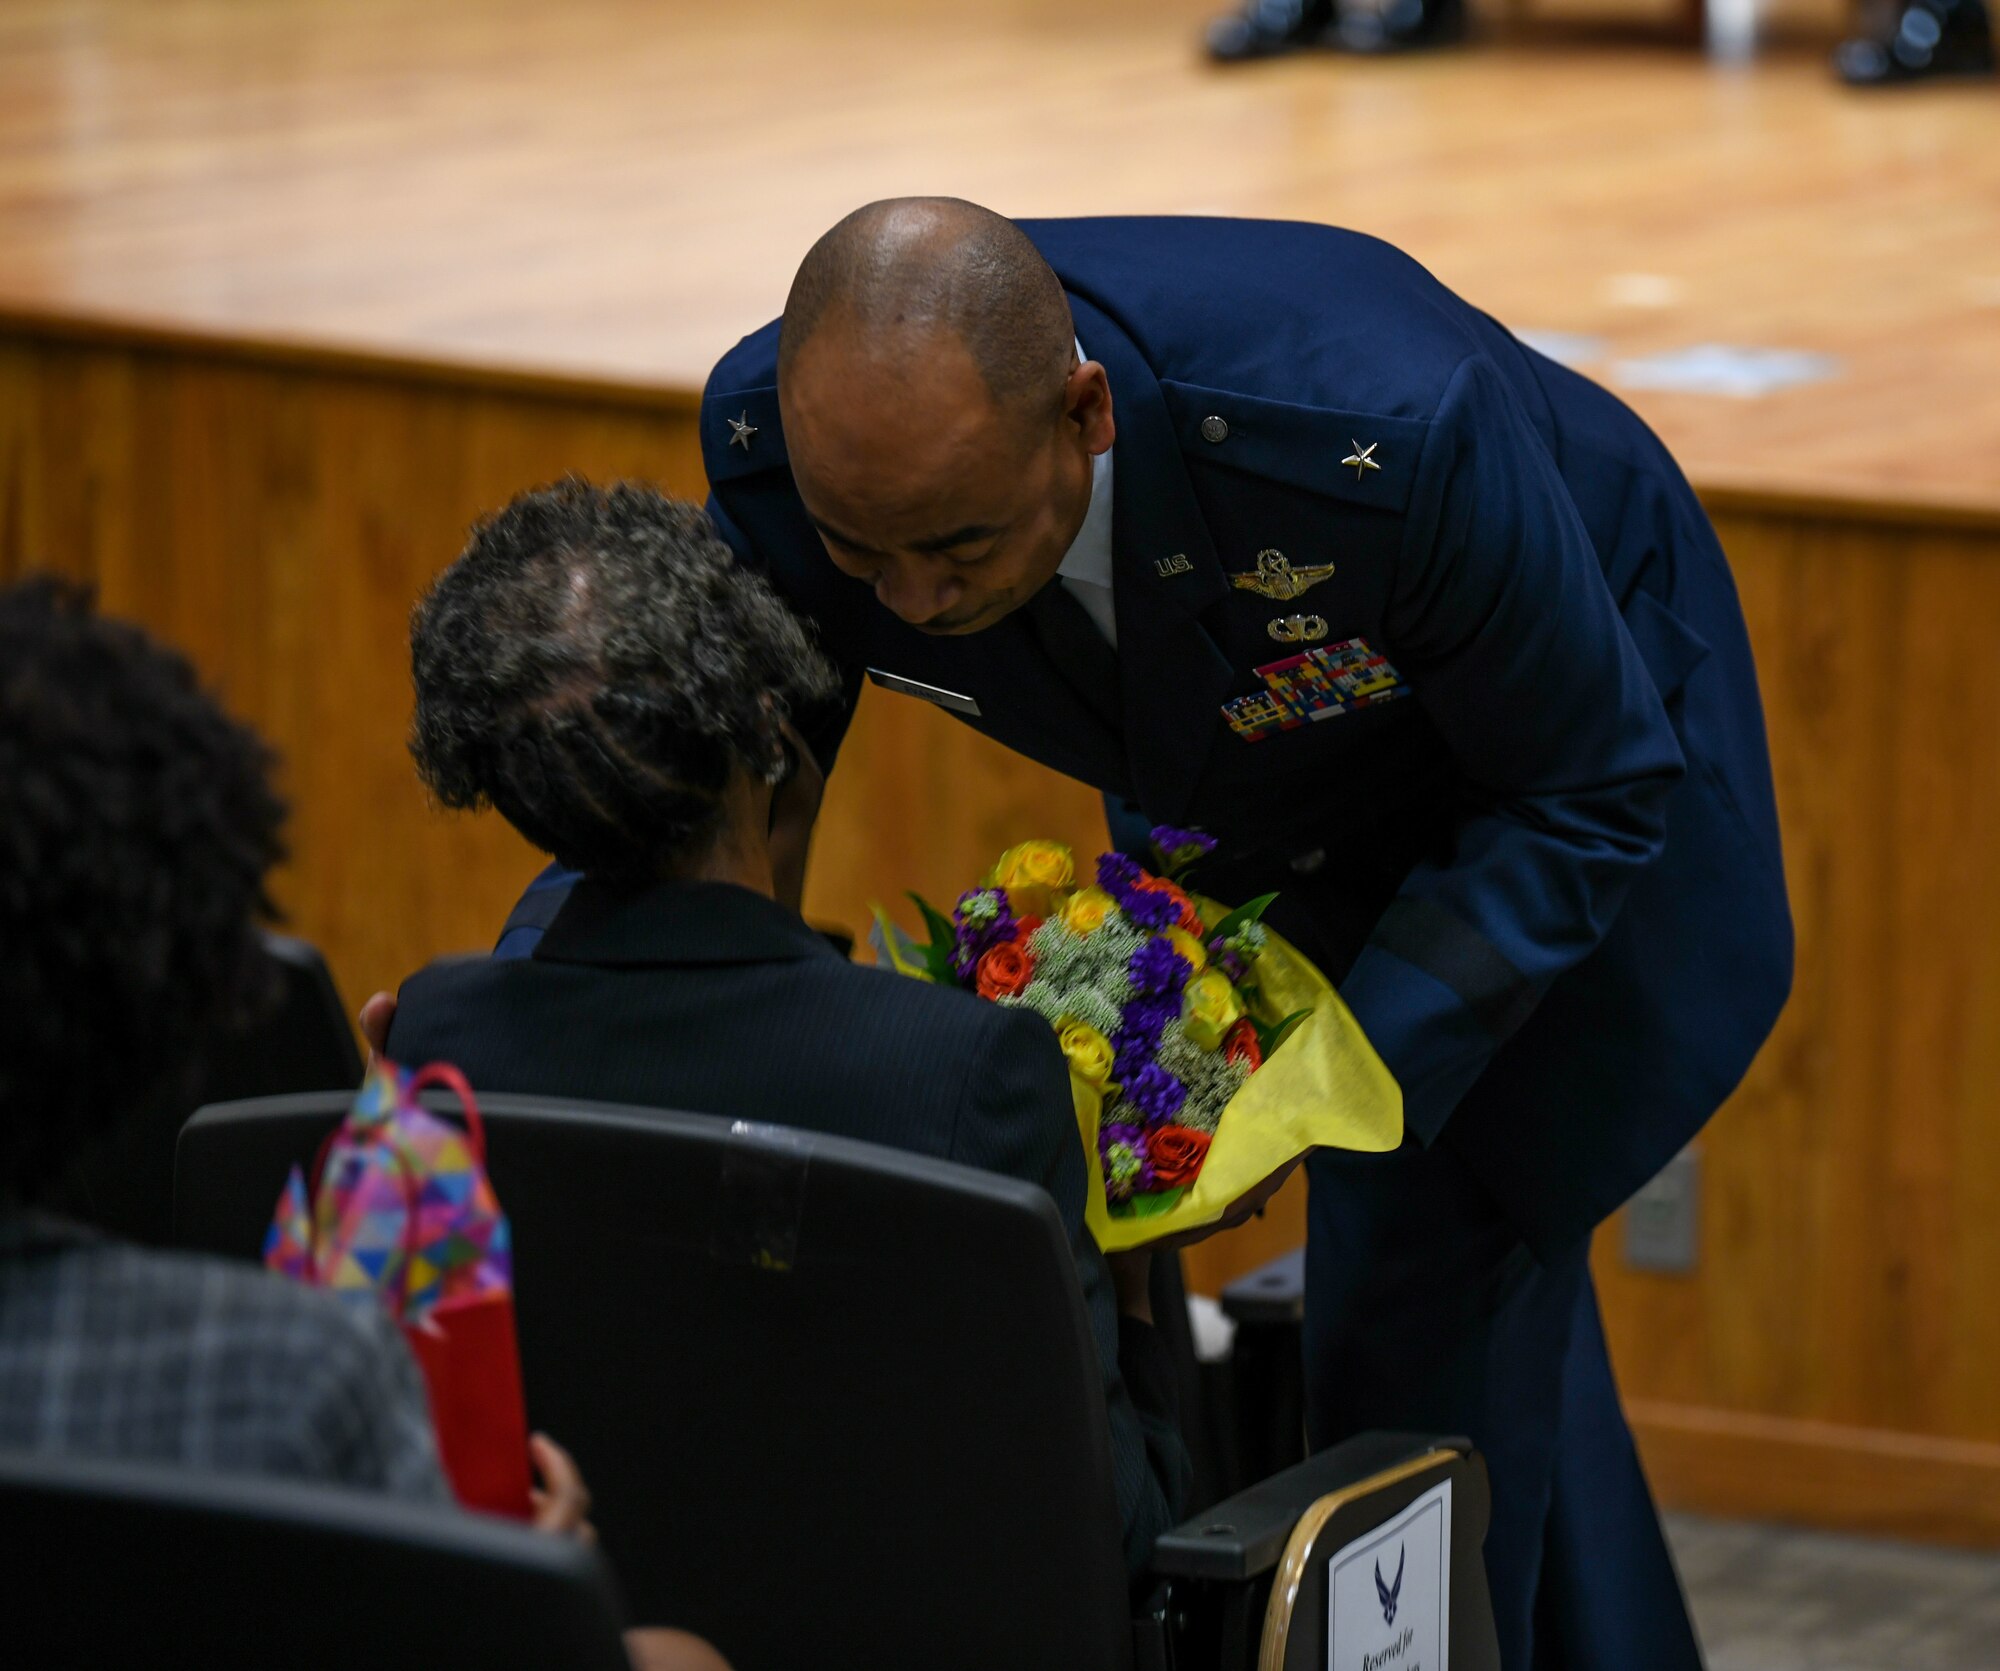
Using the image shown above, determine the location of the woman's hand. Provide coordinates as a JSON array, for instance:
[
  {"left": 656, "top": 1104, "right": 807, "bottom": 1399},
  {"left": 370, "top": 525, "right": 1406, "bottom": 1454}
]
[
  {"left": 357, "top": 991, "right": 397, "bottom": 1064},
  {"left": 529, "top": 1432, "right": 597, "bottom": 1544}
]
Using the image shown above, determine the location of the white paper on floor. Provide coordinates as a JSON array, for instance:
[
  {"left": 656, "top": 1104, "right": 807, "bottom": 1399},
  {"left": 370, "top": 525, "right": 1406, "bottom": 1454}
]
[
  {"left": 1611, "top": 344, "right": 1845, "bottom": 399},
  {"left": 1512, "top": 329, "right": 1607, "bottom": 368}
]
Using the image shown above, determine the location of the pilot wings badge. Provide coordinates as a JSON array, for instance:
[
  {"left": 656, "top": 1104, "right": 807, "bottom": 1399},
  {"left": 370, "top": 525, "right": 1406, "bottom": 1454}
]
[
  {"left": 1229, "top": 549, "right": 1335, "bottom": 602},
  {"left": 1376, "top": 1546, "right": 1405, "bottom": 1627}
]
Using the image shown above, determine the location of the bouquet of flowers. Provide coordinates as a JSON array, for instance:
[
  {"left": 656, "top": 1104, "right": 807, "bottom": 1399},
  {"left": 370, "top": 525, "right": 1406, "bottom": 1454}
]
[{"left": 872, "top": 827, "right": 1402, "bottom": 1249}]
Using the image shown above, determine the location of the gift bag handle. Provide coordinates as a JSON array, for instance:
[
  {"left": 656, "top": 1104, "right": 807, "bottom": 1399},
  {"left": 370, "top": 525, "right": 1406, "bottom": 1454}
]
[
  {"left": 300, "top": 1061, "right": 487, "bottom": 1319},
  {"left": 406, "top": 1061, "right": 489, "bottom": 1163}
]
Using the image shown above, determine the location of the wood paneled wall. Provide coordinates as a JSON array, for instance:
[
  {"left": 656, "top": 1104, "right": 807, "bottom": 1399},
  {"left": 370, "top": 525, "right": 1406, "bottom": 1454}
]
[
  {"left": 1601, "top": 502, "right": 2000, "bottom": 1545},
  {"left": 8, "top": 327, "right": 2000, "bottom": 1545},
  {"left": 0, "top": 328, "right": 1112, "bottom": 1005}
]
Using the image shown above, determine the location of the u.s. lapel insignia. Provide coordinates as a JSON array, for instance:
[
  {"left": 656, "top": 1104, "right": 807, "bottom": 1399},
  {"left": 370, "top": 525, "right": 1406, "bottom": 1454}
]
[
  {"left": 1221, "top": 638, "right": 1411, "bottom": 742},
  {"left": 1154, "top": 553, "right": 1193, "bottom": 578},
  {"left": 1231, "top": 549, "right": 1334, "bottom": 601},
  {"left": 1341, "top": 440, "right": 1381, "bottom": 481},
  {"left": 727, "top": 412, "right": 759, "bottom": 451},
  {"left": 1266, "top": 614, "right": 1329, "bottom": 645}
]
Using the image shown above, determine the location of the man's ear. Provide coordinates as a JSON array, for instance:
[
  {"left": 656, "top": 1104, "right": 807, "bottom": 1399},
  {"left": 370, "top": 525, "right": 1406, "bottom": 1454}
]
[{"left": 1065, "top": 360, "right": 1116, "bottom": 458}]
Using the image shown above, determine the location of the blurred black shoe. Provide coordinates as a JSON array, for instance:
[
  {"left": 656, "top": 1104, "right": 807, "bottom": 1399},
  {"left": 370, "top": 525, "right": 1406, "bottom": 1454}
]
[
  {"left": 1206, "top": 0, "right": 1466, "bottom": 61},
  {"left": 1835, "top": 0, "right": 1995, "bottom": 82},
  {"left": 1207, "top": 0, "right": 1336, "bottom": 60},
  {"left": 1330, "top": 0, "right": 1469, "bottom": 52}
]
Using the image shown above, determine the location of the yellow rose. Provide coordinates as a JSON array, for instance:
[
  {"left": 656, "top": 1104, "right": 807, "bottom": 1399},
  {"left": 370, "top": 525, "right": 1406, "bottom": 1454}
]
[
  {"left": 991, "top": 839, "right": 1076, "bottom": 891},
  {"left": 1166, "top": 928, "right": 1209, "bottom": 975},
  {"left": 1070, "top": 1072, "right": 1103, "bottom": 1131},
  {"left": 989, "top": 840, "right": 1076, "bottom": 918},
  {"left": 1181, "top": 967, "right": 1245, "bottom": 1052},
  {"left": 1058, "top": 1020, "right": 1115, "bottom": 1087},
  {"left": 1058, "top": 886, "right": 1118, "bottom": 938}
]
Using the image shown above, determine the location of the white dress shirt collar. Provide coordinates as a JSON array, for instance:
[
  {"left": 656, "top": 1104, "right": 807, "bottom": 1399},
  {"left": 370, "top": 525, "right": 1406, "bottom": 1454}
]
[{"left": 1055, "top": 338, "right": 1118, "bottom": 644}]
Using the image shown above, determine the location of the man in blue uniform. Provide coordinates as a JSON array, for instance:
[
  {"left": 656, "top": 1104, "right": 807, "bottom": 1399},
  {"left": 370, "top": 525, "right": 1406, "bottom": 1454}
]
[{"left": 505, "top": 199, "right": 1789, "bottom": 1665}]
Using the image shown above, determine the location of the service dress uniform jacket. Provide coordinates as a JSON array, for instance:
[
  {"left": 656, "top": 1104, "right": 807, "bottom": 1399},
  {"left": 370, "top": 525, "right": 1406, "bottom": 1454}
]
[{"left": 685, "top": 216, "right": 1792, "bottom": 1670}]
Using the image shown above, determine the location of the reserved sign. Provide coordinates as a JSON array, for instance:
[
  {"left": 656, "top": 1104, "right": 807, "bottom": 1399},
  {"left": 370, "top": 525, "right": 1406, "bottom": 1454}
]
[{"left": 1326, "top": 1478, "right": 1452, "bottom": 1671}]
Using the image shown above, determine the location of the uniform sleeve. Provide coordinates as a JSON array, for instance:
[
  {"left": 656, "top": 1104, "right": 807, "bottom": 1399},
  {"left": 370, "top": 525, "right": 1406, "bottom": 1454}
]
[
  {"left": 950, "top": 1007, "right": 1192, "bottom": 1580},
  {"left": 1342, "top": 354, "right": 1686, "bottom": 1144}
]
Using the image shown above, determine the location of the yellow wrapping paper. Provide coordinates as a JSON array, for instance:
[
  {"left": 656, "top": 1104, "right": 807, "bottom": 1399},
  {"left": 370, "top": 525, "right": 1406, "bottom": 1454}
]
[{"left": 1079, "top": 900, "right": 1403, "bottom": 1252}]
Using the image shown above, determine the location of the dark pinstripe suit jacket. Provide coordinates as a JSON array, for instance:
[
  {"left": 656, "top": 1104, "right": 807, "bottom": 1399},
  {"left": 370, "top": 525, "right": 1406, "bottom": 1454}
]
[{"left": 387, "top": 876, "right": 1189, "bottom": 1575}]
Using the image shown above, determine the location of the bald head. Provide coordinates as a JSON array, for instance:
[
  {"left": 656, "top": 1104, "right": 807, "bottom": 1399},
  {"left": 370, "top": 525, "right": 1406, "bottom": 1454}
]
[
  {"left": 775, "top": 198, "right": 1114, "bottom": 638},
  {"left": 779, "top": 198, "right": 1074, "bottom": 418}
]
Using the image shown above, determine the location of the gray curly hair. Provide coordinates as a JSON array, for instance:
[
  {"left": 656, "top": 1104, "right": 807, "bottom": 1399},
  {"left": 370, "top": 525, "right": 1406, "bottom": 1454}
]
[{"left": 410, "top": 479, "right": 841, "bottom": 883}]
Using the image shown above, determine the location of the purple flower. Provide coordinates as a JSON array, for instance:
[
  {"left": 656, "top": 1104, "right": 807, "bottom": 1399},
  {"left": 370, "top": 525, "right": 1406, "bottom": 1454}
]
[
  {"left": 1099, "top": 1123, "right": 1156, "bottom": 1202},
  {"left": 1123, "top": 1063, "right": 1188, "bottom": 1127},
  {"left": 1117, "top": 995, "right": 1177, "bottom": 1049},
  {"left": 1096, "top": 851, "right": 1143, "bottom": 895},
  {"left": 1128, "top": 938, "right": 1193, "bottom": 998},
  {"left": 1111, "top": 992, "right": 1177, "bottom": 1088},
  {"left": 1119, "top": 888, "right": 1181, "bottom": 931},
  {"left": 1151, "top": 825, "right": 1218, "bottom": 873},
  {"left": 1112, "top": 1039, "right": 1154, "bottom": 1087},
  {"left": 952, "top": 888, "right": 1015, "bottom": 976},
  {"left": 1208, "top": 944, "right": 1249, "bottom": 985}
]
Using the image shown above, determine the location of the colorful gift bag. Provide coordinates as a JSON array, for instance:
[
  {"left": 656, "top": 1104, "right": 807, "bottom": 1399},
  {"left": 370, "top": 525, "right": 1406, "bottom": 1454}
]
[{"left": 265, "top": 1060, "right": 533, "bottom": 1517}]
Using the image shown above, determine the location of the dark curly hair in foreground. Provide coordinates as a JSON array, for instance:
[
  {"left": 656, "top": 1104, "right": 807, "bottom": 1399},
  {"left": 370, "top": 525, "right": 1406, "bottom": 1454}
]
[
  {"left": 0, "top": 579, "right": 286, "bottom": 1203},
  {"left": 410, "top": 480, "right": 841, "bottom": 883}
]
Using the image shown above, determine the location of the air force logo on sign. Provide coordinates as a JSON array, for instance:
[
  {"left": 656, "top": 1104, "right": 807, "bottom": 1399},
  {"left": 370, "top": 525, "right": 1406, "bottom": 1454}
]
[
  {"left": 1376, "top": 1546, "right": 1404, "bottom": 1626},
  {"left": 1328, "top": 1478, "right": 1451, "bottom": 1671}
]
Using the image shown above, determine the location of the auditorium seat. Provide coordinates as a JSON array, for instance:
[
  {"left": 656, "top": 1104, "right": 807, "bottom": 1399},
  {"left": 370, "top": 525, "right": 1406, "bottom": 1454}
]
[
  {"left": 175, "top": 1093, "right": 1500, "bottom": 1671},
  {"left": 58, "top": 932, "right": 362, "bottom": 1245},
  {"left": 4, "top": 1448, "right": 629, "bottom": 1670}
]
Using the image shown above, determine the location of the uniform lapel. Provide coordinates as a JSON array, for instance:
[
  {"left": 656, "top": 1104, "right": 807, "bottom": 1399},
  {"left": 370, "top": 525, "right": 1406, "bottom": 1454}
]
[{"left": 1069, "top": 294, "right": 1234, "bottom": 822}]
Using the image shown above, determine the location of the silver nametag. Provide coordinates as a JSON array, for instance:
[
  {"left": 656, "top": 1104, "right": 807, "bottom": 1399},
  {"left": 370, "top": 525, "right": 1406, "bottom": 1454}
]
[{"left": 866, "top": 668, "right": 982, "bottom": 718}]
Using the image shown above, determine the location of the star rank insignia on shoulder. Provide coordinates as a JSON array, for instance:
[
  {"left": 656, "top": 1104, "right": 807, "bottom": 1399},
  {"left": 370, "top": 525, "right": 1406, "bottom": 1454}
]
[{"left": 1230, "top": 549, "right": 1336, "bottom": 601}]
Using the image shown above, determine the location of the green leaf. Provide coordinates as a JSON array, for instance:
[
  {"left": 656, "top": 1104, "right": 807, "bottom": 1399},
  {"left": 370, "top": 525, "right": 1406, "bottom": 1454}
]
[
  {"left": 908, "top": 892, "right": 962, "bottom": 984},
  {"left": 1252, "top": 1006, "right": 1314, "bottom": 1059},
  {"left": 910, "top": 891, "right": 956, "bottom": 948},
  {"left": 1210, "top": 892, "right": 1278, "bottom": 945},
  {"left": 1123, "top": 1187, "right": 1186, "bottom": 1218}
]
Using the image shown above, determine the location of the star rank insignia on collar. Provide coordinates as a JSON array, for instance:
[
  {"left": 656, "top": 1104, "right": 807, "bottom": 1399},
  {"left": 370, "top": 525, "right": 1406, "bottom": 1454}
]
[
  {"left": 1230, "top": 549, "right": 1335, "bottom": 601},
  {"left": 1342, "top": 440, "right": 1381, "bottom": 481},
  {"left": 726, "top": 411, "right": 759, "bottom": 450}
]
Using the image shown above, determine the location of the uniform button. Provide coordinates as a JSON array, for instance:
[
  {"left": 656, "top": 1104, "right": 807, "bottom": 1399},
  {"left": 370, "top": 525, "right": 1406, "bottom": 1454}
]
[
  {"left": 1289, "top": 847, "right": 1327, "bottom": 875},
  {"left": 1200, "top": 415, "right": 1230, "bottom": 444}
]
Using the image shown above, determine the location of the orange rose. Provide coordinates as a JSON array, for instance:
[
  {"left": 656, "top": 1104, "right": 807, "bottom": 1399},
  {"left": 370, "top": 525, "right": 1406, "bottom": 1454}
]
[
  {"left": 1149, "top": 1124, "right": 1211, "bottom": 1187},
  {"left": 975, "top": 940, "right": 1035, "bottom": 1000},
  {"left": 1223, "top": 1018, "right": 1263, "bottom": 1070}
]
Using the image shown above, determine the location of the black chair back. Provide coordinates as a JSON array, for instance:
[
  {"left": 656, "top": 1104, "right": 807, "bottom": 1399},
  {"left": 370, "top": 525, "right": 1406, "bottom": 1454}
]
[
  {"left": 176, "top": 1093, "right": 1135, "bottom": 1671},
  {"left": 59, "top": 932, "right": 362, "bottom": 1244},
  {"left": 4, "top": 1449, "right": 628, "bottom": 1669}
]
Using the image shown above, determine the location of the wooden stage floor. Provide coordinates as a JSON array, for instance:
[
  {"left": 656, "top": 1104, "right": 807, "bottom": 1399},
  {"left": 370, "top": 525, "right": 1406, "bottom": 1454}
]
[{"left": 2, "top": 0, "right": 1997, "bottom": 519}]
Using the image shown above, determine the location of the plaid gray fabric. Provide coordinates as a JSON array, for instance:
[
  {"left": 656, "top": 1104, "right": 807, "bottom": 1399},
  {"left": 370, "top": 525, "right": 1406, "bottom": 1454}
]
[{"left": 0, "top": 1215, "right": 449, "bottom": 1502}]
